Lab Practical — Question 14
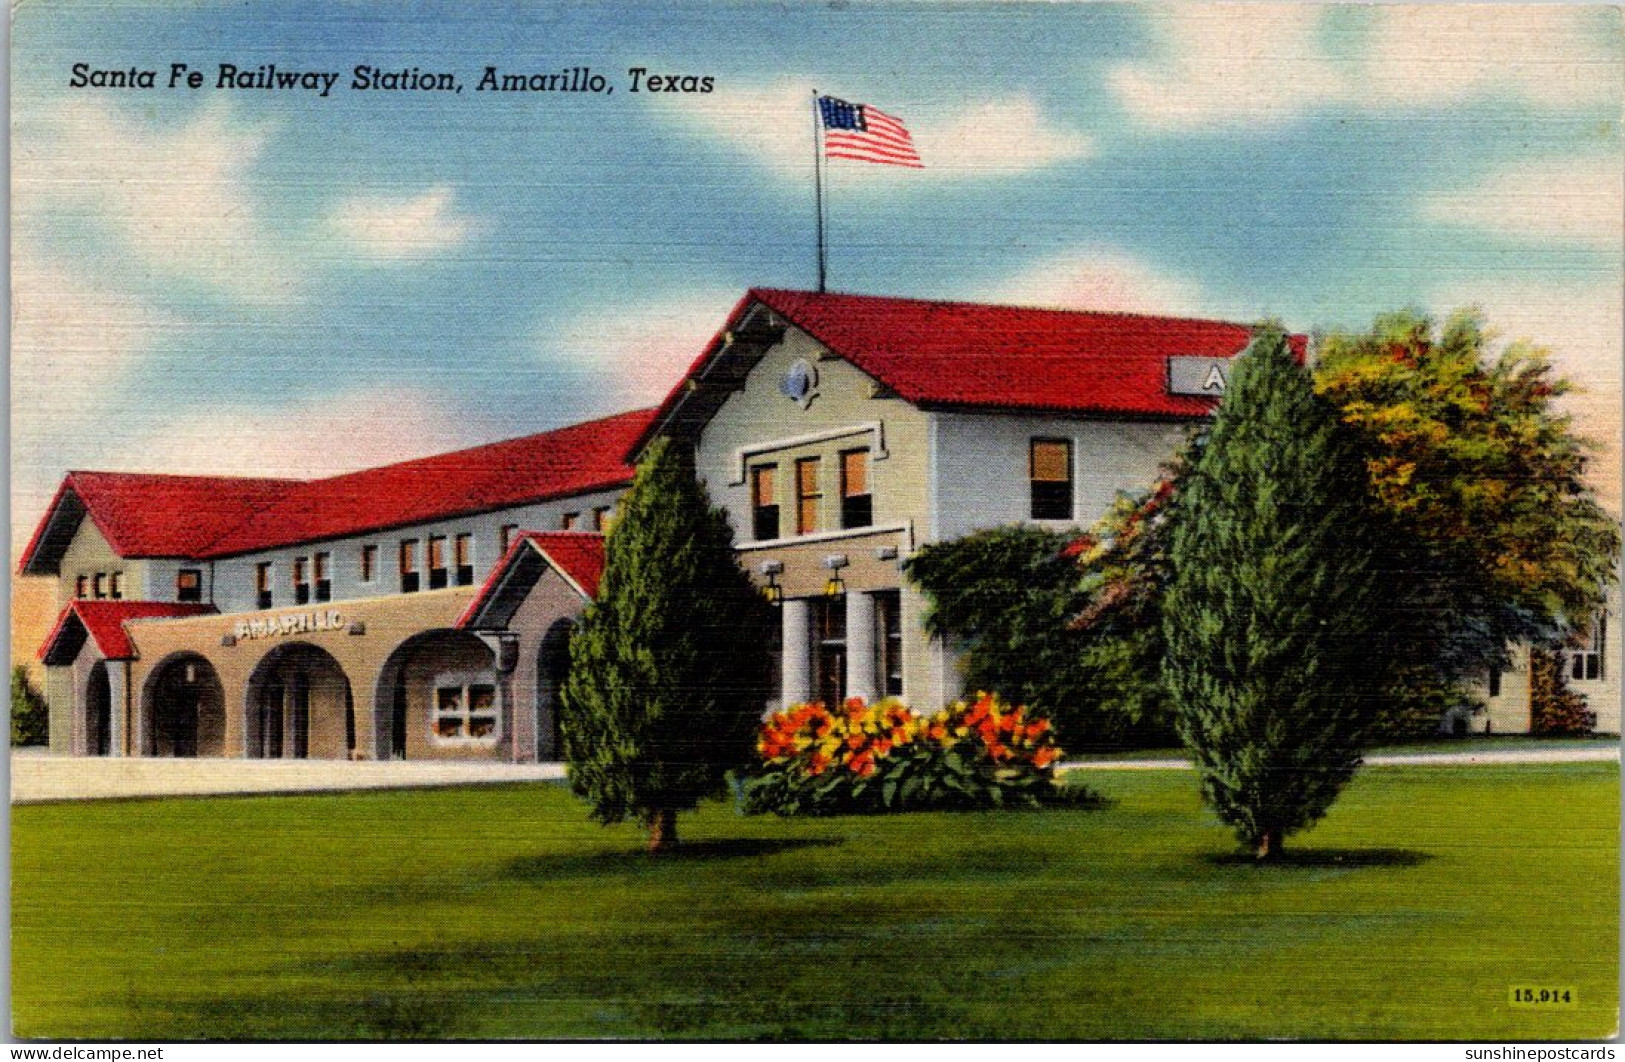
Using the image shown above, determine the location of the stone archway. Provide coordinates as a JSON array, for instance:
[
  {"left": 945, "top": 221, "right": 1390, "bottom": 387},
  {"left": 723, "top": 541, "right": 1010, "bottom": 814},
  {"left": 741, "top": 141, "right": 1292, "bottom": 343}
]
[
  {"left": 143, "top": 653, "right": 226, "bottom": 757},
  {"left": 245, "top": 643, "right": 355, "bottom": 760},
  {"left": 374, "top": 630, "right": 500, "bottom": 760}
]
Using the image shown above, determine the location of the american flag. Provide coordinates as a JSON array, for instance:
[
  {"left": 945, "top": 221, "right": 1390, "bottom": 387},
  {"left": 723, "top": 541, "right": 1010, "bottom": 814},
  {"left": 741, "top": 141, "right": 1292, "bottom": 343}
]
[{"left": 818, "top": 95, "right": 923, "bottom": 169}]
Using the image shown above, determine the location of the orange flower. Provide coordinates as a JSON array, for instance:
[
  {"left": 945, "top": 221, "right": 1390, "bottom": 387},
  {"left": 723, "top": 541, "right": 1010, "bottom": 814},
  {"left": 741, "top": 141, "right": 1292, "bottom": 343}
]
[
  {"left": 1033, "top": 747, "right": 1059, "bottom": 769},
  {"left": 846, "top": 733, "right": 866, "bottom": 751}
]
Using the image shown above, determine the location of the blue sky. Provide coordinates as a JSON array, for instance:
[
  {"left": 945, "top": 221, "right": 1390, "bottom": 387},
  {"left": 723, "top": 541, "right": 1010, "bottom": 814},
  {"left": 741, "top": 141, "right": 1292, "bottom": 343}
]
[{"left": 12, "top": 1, "right": 1623, "bottom": 548}]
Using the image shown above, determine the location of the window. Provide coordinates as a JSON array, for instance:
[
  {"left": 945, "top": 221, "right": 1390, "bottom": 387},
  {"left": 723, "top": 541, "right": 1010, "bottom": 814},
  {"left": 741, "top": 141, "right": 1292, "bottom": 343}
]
[
  {"left": 293, "top": 557, "right": 310, "bottom": 604},
  {"left": 255, "top": 563, "right": 273, "bottom": 610},
  {"left": 75, "top": 575, "right": 88, "bottom": 599},
  {"left": 399, "top": 540, "right": 420, "bottom": 594},
  {"left": 841, "top": 449, "right": 872, "bottom": 530},
  {"left": 176, "top": 569, "right": 203, "bottom": 603},
  {"left": 432, "top": 677, "right": 499, "bottom": 740},
  {"left": 1487, "top": 667, "right": 1501, "bottom": 698},
  {"left": 796, "top": 457, "right": 822, "bottom": 535},
  {"left": 874, "top": 590, "right": 904, "bottom": 698},
  {"left": 1572, "top": 614, "right": 1608, "bottom": 682},
  {"left": 454, "top": 533, "right": 474, "bottom": 586},
  {"left": 109, "top": 571, "right": 124, "bottom": 600},
  {"left": 593, "top": 506, "right": 614, "bottom": 532},
  {"left": 561, "top": 512, "right": 580, "bottom": 531},
  {"left": 428, "top": 535, "right": 448, "bottom": 590},
  {"left": 93, "top": 573, "right": 107, "bottom": 599},
  {"left": 360, "top": 545, "right": 378, "bottom": 583},
  {"left": 1030, "top": 439, "right": 1074, "bottom": 521},
  {"left": 500, "top": 524, "right": 519, "bottom": 553},
  {"left": 751, "top": 465, "right": 780, "bottom": 541},
  {"left": 314, "top": 552, "right": 332, "bottom": 602}
]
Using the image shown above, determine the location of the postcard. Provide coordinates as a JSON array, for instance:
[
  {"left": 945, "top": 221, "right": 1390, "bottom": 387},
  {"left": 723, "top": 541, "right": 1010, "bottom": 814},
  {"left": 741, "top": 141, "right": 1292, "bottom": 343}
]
[{"left": 10, "top": 0, "right": 1621, "bottom": 1043}]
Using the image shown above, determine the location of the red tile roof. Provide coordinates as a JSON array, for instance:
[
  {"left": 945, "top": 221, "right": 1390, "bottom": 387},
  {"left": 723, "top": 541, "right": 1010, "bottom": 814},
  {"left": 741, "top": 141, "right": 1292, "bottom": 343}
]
[
  {"left": 202, "top": 410, "right": 653, "bottom": 558},
  {"left": 18, "top": 473, "right": 296, "bottom": 574},
  {"left": 456, "top": 531, "right": 605, "bottom": 629},
  {"left": 39, "top": 601, "right": 218, "bottom": 663},
  {"left": 19, "top": 409, "right": 656, "bottom": 571},
  {"left": 639, "top": 289, "right": 1306, "bottom": 449}
]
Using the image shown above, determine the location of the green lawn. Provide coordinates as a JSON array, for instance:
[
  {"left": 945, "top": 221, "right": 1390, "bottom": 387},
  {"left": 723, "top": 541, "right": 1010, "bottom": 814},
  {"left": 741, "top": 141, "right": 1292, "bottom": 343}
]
[
  {"left": 1069, "top": 734, "right": 1620, "bottom": 762},
  {"left": 12, "top": 763, "right": 1618, "bottom": 1040}
]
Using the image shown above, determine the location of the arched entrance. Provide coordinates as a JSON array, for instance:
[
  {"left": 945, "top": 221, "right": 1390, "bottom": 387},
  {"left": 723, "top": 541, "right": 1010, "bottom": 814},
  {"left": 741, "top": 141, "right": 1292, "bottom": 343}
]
[
  {"left": 536, "top": 618, "right": 575, "bottom": 761},
  {"left": 144, "top": 654, "right": 225, "bottom": 757},
  {"left": 375, "top": 630, "right": 499, "bottom": 760},
  {"left": 245, "top": 643, "right": 355, "bottom": 760},
  {"left": 85, "top": 662, "right": 112, "bottom": 757}
]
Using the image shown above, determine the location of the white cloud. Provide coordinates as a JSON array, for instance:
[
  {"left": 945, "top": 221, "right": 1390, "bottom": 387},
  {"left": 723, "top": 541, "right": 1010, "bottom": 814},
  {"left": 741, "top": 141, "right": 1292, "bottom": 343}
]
[
  {"left": 13, "top": 99, "right": 299, "bottom": 303},
  {"left": 109, "top": 388, "right": 498, "bottom": 482},
  {"left": 1110, "top": 4, "right": 1620, "bottom": 131},
  {"left": 911, "top": 98, "right": 1094, "bottom": 176},
  {"left": 1108, "top": 6, "right": 1345, "bottom": 132},
  {"left": 668, "top": 82, "right": 1089, "bottom": 181},
  {"left": 988, "top": 248, "right": 1209, "bottom": 316},
  {"left": 11, "top": 248, "right": 181, "bottom": 396},
  {"left": 539, "top": 289, "right": 742, "bottom": 407},
  {"left": 11, "top": 382, "right": 502, "bottom": 551},
  {"left": 1430, "top": 279, "right": 1623, "bottom": 514},
  {"left": 10, "top": 248, "right": 185, "bottom": 549},
  {"left": 1419, "top": 159, "right": 1624, "bottom": 249},
  {"left": 1361, "top": 5, "right": 1621, "bottom": 110},
  {"left": 328, "top": 186, "right": 477, "bottom": 261}
]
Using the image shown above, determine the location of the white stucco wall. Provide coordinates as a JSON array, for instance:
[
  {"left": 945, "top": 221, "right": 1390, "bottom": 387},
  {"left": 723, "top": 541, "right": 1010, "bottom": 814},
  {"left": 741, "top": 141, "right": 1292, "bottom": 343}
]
[
  {"left": 932, "top": 411, "right": 1193, "bottom": 542},
  {"left": 693, "top": 325, "right": 933, "bottom": 543},
  {"left": 206, "top": 488, "right": 625, "bottom": 613}
]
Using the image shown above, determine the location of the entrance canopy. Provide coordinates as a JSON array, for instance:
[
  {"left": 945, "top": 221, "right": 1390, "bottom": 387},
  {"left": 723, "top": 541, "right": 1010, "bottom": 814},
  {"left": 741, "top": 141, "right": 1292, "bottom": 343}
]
[
  {"left": 39, "top": 601, "right": 217, "bottom": 665},
  {"left": 457, "top": 531, "right": 604, "bottom": 631}
]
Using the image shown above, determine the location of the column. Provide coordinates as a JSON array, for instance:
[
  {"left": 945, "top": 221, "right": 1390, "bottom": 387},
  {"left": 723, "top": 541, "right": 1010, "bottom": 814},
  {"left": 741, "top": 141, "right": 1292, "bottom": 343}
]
[
  {"left": 107, "top": 664, "right": 128, "bottom": 757},
  {"left": 845, "top": 591, "right": 877, "bottom": 705},
  {"left": 781, "top": 598, "right": 813, "bottom": 707},
  {"left": 129, "top": 670, "right": 147, "bottom": 758}
]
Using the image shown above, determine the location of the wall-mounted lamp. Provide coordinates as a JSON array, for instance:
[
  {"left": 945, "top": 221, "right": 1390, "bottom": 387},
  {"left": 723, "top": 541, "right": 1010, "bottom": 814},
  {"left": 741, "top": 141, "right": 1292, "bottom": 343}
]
[
  {"left": 823, "top": 554, "right": 849, "bottom": 599},
  {"left": 759, "top": 560, "right": 785, "bottom": 606}
]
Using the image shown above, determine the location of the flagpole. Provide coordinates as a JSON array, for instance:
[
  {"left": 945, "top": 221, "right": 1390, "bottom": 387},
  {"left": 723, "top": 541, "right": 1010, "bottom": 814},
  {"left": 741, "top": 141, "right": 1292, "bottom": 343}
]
[{"left": 811, "top": 89, "right": 826, "bottom": 293}]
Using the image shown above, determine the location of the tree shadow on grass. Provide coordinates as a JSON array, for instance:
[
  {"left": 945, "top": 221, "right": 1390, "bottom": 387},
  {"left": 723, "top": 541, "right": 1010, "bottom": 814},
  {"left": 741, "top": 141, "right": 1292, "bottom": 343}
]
[
  {"left": 1203, "top": 848, "right": 1433, "bottom": 869},
  {"left": 502, "top": 836, "right": 846, "bottom": 881}
]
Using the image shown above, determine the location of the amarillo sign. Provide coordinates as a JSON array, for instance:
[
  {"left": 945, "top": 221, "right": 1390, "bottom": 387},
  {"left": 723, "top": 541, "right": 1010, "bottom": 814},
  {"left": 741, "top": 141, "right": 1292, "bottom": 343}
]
[{"left": 232, "top": 609, "right": 347, "bottom": 641}]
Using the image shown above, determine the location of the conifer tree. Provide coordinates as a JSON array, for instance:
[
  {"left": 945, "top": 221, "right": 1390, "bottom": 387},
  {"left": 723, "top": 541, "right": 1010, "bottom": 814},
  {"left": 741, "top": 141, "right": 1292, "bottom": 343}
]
[
  {"left": 560, "top": 437, "right": 773, "bottom": 853},
  {"left": 1163, "top": 326, "right": 1384, "bottom": 860}
]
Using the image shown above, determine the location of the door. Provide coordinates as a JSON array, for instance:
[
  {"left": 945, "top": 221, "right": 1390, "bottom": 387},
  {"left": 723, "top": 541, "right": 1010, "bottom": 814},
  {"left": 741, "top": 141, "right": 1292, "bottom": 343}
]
[
  {"left": 290, "top": 680, "right": 310, "bottom": 759},
  {"left": 173, "top": 696, "right": 199, "bottom": 758},
  {"left": 94, "top": 699, "right": 111, "bottom": 756},
  {"left": 261, "top": 683, "right": 284, "bottom": 758},
  {"left": 814, "top": 598, "right": 847, "bottom": 708},
  {"left": 391, "top": 684, "right": 408, "bottom": 759}
]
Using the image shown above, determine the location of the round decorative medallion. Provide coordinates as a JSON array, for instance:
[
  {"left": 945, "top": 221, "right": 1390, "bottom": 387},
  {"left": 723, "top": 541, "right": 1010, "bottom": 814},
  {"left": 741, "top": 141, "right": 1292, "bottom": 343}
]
[{"left": 780, "top": 358, "right": 819, "bottom": 407}]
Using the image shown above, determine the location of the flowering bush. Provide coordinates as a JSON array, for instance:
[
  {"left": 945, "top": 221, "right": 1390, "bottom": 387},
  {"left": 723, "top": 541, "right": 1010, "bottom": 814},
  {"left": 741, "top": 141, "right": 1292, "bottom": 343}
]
[{"left": 743, "top": 693, "right": 1086, "bottom": 816}]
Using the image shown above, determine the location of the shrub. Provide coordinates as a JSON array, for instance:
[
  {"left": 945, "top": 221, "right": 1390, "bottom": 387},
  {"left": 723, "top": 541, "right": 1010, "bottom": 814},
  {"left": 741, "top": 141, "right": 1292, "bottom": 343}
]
[
  {"left": 743, "top": 693, "right": 1085, "bottom": 816},
  {"left": 1530, "top": 648, "right": 1596, "bottom": 736},
  {"left": 11, "top": 666, "right": 48, "bottom": 747}
]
